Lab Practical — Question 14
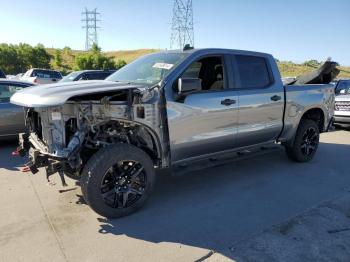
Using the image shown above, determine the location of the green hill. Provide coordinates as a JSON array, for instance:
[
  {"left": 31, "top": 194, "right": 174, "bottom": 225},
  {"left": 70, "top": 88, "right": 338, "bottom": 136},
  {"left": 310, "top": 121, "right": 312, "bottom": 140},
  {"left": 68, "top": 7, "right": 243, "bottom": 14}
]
[{"left": 46, "top": 48, "right": 350, "bottom": 79}]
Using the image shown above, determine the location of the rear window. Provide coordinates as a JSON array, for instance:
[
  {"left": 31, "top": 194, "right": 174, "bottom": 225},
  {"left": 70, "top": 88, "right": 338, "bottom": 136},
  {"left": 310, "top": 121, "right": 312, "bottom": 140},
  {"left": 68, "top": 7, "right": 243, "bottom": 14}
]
[
  {"left": 236, "top": 55, "right": 272, "bottom": 89},
  {"left": 31, "top": 70, "right": 62, "bottom": 79}
]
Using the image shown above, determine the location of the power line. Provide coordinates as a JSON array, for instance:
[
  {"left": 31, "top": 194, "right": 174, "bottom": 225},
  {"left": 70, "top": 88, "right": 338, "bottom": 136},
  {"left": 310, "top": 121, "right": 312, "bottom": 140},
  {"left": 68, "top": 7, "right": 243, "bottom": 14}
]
[
  {"left": 170, "top": 0, "right": 194, "bottom": 50},
  {"left": 81, "top": 8, "right": 101, "bottom": 50}
]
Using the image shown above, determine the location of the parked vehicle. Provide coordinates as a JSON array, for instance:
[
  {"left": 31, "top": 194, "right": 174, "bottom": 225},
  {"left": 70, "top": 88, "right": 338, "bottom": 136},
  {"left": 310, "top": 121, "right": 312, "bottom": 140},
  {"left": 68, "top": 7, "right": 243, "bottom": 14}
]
[
  {"left": 334, "top": 79, "right": 350, "bottom": 125},
  {"left": 11, "top": 48, "right": 334, "bottom": 218},
  {"left": 0, "top": 79, "right": 35, "bottom": 139},
  {"left": 0, "top": 69, "right": 6, "bottom": 79},
  {"left": 6, "top": 75, "right": 17, "bottom": 80},
  {"left": 60, "top": 70, "right": 117, "bottom": 82},
  {"left": 21, "top": 68, "right": 62, "bottom": 84}
]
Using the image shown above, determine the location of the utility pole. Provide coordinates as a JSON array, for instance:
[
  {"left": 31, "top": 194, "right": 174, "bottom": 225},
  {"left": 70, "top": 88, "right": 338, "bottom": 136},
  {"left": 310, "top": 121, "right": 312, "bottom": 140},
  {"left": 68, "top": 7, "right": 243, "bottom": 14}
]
[
  {"left": 170, "top": 0, "right": 194, "bottom": 49},
  {"left": 81, "top": 8, "right": 101, "bottom": 50}
]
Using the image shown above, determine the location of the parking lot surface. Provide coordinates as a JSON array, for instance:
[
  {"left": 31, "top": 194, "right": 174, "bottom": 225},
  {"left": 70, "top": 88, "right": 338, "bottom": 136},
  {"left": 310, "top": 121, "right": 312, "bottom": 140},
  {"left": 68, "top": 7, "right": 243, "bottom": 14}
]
[{"left": 0, "top": 130, "right": 349, "bottom": 262}]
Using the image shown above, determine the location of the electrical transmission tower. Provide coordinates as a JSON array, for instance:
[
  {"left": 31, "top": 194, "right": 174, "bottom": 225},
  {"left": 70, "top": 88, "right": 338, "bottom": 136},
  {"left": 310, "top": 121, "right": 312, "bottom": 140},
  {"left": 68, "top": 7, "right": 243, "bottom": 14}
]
[
  {"left": 81, "top": 8, "right": 101, "bottom": 50},
  {"left": 170, "top": 0, "right": 194, "bottom": 49}
]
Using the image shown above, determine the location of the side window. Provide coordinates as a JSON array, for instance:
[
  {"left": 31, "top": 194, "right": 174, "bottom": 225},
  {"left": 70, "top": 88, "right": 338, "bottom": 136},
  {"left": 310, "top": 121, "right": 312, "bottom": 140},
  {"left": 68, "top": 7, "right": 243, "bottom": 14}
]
[
  {"left": 101, "top": 72, "right": 112, "bottom": 79},
  {"left": 85, "top": 73, "right": 105, "bottom": 80},
  {"left": 54, "top": 71, "right": 62, "bottom": 79},
  {"left": 78, "top": 73, "right": 88, "bottom": 80},
  {"left": 0, "top": 84, "right": 25, "bottom": 103},
  {"left": 181, "top": 56, "right": 225, "bottom": 91},
  {"left": 50, "top": 71, "right": 61, "bottom": 79},
  {"left": 236, "top": 55, "right": 271, "bottom": 89}
]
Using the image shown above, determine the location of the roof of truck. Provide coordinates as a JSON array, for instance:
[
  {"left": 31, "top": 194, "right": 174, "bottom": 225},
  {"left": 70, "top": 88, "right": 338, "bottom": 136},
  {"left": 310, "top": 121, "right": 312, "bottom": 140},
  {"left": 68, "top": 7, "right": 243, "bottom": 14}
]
[{"left": 163, "top": 48, "right": 272, "bottom": 57}]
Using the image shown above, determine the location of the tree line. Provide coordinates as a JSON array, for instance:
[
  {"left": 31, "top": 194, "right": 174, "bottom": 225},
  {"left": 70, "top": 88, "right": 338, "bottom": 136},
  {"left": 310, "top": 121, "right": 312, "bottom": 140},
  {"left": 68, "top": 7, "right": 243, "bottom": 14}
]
[{"left": 0, "top": 43, "right": 126, "bottom": 75}]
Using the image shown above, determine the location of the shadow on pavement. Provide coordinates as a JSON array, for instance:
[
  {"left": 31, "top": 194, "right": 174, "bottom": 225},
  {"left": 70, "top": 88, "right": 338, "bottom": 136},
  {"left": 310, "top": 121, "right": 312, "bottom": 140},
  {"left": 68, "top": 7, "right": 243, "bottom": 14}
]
[
  {"left": 95, "top": 141, "right": 350, "bottom": 258},
  {"left": 0, "top": 140, "right": 24, "bottom": 171}
]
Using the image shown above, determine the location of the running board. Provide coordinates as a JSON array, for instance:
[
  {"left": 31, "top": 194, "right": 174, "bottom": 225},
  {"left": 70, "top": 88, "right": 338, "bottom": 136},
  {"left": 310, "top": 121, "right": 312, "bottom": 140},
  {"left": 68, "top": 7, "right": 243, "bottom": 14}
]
[{"left": 172, "top": 145, "right": 282, "bottom": 176}]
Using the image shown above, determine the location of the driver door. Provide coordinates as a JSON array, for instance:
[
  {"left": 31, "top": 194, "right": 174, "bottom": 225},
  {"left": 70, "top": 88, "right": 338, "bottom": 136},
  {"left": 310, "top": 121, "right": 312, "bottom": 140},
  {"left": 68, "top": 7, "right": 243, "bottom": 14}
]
[{"left": 167, "top": 55, "right": 239, "bottom": 162}]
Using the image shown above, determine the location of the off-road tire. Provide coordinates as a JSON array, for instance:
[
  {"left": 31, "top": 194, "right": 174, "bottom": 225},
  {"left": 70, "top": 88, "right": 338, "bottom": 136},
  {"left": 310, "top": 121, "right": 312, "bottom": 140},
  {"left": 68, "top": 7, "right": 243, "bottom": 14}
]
[
  {"left": 81, "top": 143, "right": 155, "bottom": 218},
  {"left": 285, "top": 119, "right": 320, "bottom": 162}
]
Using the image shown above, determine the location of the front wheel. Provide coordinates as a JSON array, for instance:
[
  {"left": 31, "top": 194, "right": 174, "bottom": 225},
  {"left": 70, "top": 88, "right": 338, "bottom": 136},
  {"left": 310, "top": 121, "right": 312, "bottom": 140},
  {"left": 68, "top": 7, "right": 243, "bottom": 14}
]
[
  {"left": 81, "top": 144, "right": 155, "bottom": 218},
  {"left": 285, "top": 119, "right": 320, "bottom": 162}
]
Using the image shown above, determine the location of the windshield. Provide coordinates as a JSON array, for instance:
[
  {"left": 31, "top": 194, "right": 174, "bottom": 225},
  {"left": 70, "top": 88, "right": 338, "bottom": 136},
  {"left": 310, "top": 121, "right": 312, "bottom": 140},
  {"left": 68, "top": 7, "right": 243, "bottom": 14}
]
[
  {"left": 106, "top": 52, "right": 189, "bottom": 85},
  {"left": 60, "top": 71, "right": 81, "bottom": 82},
  {"left": 335, "top": 80, "right": 350, "bottom": 95}
]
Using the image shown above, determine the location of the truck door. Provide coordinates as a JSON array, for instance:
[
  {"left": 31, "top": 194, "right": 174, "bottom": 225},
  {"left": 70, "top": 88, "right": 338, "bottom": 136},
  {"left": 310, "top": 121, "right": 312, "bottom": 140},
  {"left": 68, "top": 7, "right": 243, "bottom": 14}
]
[
  {"left": 232, "top": 54, "right": 284, "bottom": 147},
  {"left": 167, "top": 55, "right": 239, "bottom": 162}
]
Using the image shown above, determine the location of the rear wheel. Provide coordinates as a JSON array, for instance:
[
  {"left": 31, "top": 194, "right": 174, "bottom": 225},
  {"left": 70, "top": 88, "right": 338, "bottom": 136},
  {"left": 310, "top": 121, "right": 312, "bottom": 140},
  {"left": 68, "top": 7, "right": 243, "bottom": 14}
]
[
  {"left": 81, "top": 144, "right": 155, "bottom": 218},
  {"left": 285, "top": 119, "right": 320, "bottom": 162}
]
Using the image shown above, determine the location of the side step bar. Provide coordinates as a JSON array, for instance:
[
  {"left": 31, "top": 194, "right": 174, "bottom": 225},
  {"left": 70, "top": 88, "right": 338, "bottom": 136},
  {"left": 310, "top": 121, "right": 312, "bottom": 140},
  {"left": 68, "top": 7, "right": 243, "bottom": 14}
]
[{"left": 172, "top": 145, "right": 282, "bottom": 176}]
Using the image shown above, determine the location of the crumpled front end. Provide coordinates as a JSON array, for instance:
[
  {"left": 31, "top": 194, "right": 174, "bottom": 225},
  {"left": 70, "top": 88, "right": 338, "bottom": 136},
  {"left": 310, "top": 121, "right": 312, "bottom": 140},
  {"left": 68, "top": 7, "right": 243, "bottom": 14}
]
[{"left": 15, "top": 87, "right": 169, "bottom": 185}]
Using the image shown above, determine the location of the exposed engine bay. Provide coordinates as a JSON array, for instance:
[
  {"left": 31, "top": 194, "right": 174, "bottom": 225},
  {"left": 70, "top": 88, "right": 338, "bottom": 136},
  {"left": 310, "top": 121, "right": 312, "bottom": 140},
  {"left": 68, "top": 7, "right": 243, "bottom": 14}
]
[{"left": 18, "top": 87, "right": 168, "bottom": 185}]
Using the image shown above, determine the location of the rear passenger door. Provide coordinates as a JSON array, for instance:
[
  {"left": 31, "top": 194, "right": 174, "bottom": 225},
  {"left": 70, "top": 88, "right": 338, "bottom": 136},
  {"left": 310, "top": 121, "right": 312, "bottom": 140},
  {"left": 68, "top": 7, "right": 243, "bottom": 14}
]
[{"left": 232, "top": 55, "right": 284, "bottom": 147}]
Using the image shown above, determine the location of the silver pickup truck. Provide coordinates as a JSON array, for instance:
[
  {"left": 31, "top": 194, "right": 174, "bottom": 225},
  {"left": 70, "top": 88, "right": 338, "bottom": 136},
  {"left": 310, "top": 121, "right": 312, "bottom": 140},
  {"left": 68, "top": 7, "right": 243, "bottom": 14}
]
[{"left": 11, "top": 48, "right": 334, "bottom": 218}]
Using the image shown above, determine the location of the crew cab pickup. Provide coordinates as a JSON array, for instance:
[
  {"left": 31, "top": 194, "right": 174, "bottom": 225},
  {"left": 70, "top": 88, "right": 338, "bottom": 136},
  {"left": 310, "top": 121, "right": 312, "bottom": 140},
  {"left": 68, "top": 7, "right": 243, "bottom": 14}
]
[{"left": 11, "top": 49, "right": 335, "bottom": 218}]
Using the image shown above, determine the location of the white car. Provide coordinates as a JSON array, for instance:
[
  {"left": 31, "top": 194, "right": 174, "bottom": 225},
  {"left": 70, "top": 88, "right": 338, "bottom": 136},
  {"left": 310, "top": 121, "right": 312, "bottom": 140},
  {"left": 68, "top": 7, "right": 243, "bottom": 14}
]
[
  {"left": 334, "top": 79, "right": 350, "bottom": 125},
  {"left": 21, "top": 68, "right": 62, "bottom": 84}
]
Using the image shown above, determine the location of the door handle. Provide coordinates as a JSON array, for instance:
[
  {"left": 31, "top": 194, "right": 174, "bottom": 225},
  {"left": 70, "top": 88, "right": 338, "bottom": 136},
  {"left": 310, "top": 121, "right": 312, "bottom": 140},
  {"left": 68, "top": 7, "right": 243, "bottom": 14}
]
[
  {"left": 221, "top": 98, "right": 236, "bottom": 106},
  {"left": 270, "top": 95, "right": 281, "bottom": 101}
]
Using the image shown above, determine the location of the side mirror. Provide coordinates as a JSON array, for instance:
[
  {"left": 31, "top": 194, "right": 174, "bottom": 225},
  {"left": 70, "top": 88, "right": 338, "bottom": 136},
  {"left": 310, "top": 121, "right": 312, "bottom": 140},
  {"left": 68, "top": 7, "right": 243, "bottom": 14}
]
[{"left": 177, "top": 78, "right": 202, "bottom": 94}]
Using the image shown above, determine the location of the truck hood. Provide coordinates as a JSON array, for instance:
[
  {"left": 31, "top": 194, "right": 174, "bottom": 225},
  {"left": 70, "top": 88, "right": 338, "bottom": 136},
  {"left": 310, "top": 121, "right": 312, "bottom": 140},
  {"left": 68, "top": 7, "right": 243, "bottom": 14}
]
[
  {"left": 11, "top": 80, "right": 142, "bottom": 107},
  {"left": 335, "top": 95, "right": 350, "bottom": 102}
]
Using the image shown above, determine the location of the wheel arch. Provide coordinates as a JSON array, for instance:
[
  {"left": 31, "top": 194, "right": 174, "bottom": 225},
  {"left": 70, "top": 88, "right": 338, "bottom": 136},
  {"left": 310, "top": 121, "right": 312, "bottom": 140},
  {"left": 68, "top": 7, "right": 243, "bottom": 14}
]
[{"left": 300, "top": 107, "right": 325, "bottom": 133}]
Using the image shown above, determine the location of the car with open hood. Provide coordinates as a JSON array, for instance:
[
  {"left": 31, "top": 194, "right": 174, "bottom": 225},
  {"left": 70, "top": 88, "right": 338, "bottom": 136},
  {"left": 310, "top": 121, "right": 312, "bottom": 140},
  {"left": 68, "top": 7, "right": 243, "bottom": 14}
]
[{"left": 11, "top": 48, "right": 334, "bottom": 218}]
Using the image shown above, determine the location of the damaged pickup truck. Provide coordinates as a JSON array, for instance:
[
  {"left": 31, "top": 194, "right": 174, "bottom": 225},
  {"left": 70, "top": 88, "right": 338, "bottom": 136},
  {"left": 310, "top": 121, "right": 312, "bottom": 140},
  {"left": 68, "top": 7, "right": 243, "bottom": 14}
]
[{"left": 11, "top": 48, "right": 335, "bottom": 218}]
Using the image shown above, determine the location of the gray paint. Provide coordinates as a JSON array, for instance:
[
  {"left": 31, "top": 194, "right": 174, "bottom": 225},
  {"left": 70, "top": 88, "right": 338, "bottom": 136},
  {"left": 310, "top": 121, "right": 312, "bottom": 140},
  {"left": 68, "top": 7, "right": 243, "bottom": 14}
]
[{"left": 10, "top": 48, "right": 334, "bottom": 168}]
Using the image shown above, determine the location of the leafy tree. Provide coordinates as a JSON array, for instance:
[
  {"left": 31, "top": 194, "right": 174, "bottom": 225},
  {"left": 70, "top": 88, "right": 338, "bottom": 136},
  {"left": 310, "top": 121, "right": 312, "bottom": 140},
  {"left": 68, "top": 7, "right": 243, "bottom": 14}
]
[
  {"left": 303, "top": 59, "right": 321, "bottom": 67},
  {"left": 116, "top": 59, "right": 127, "bottom": 69},
  {"left": 75, "top": 44, "right": 116, "bottom": 70},
  {"left": 54, "top": 49, "right": 63, "bottom": 67},
  {"left": 0, "top": 44, "right": 21, "bottom": 74}
]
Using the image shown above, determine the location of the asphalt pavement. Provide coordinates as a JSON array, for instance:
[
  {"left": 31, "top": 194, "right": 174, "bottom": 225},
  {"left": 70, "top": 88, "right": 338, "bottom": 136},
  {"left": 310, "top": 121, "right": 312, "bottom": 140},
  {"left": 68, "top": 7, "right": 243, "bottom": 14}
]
[{"left": 0, "top": 130, "right": 349, "bottom": 262}]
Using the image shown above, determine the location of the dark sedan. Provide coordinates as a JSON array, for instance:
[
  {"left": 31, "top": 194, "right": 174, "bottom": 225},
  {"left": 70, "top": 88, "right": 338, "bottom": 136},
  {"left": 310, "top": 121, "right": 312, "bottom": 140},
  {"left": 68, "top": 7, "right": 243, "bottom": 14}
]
[
  {"left": 0, "top": 79, "right": 35, "bottom": 139},
  {"left": 60, "top": 70, "right": 116, "bottom": 83}
]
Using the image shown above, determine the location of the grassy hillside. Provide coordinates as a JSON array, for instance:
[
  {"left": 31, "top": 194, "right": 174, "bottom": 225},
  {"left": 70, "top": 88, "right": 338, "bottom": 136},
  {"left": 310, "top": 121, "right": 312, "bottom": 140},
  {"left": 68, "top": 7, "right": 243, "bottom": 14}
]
[
  {"left": 278, "top": 61, "right": 350, "bottom": 79},
  {"left": 46, "top": 48, "right": 350, "bottom": 79}
]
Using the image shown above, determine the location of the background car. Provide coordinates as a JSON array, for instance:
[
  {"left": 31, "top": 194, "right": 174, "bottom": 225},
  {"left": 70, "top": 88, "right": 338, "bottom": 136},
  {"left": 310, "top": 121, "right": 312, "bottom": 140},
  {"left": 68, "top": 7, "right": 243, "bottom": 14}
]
[
  {"left": 334, "top": 79, "right": 350, "bottom": 95},
  {"left": 0, "top": 69, "right": 6, "bottom": 78},
  {"left": 60, "top": 70, "right": 116, "bottom": 82},
  {"left": 21, "top": 68, "right": 62, "bottom": 84},
  {"left": 334, "top": 79, "right": 350, "bottom": 128},
  {"left": 0, "top": 79, "right": 35, "bottom": 139}
]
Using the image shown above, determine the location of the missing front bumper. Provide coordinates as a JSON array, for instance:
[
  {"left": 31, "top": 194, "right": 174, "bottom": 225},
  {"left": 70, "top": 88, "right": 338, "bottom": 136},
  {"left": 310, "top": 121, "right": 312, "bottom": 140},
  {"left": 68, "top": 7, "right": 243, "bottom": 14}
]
[{"left": 17, "top": 133, "right": 69, "bottom": 186}]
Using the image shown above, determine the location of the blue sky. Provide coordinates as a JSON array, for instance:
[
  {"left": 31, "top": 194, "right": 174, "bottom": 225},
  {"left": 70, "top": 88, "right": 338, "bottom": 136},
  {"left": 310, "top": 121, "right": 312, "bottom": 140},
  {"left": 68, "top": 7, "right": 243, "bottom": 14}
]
[{"left": 1, "top": 0, "right": 349, "bottom": 64}]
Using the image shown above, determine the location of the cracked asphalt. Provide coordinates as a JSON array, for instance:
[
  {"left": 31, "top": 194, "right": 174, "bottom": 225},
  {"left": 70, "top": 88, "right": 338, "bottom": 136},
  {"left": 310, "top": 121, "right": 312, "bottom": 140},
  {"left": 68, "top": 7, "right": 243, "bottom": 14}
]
[{"left": 0, "top": 129, "right": 349, "bottom": 262}]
